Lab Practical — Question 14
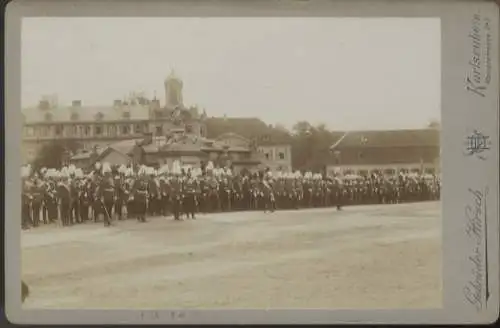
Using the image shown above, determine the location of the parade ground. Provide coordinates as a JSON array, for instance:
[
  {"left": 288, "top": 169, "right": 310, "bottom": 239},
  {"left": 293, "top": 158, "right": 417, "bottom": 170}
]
[{"left": 22, "top": 202, "right": 442, "bottom": 309}]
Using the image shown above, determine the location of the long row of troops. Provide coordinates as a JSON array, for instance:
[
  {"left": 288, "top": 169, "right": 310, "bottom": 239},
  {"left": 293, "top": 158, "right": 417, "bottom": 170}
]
[{"left": 20, "top": 161, "right": 441, "bottom": 229}]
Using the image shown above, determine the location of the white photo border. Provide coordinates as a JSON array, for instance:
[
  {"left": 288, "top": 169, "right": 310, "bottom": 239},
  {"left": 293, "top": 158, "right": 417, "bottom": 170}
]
[{"left": 4, "top": 0, "right": 499, "bottom": 324}]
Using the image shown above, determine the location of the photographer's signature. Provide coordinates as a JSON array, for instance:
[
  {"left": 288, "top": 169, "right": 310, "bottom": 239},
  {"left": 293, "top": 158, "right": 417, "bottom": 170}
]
[
  {"left": 465, "top": 14, "right": 492, "bottom": 97},
  {"left": 463, "top": 187, "right": 489, "bottom": 311}
]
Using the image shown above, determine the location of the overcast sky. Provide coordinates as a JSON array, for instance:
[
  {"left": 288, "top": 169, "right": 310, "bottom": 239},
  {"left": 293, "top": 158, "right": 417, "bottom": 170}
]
[{"left": 22, "top": 17, "right": 440, "bottom": 130}]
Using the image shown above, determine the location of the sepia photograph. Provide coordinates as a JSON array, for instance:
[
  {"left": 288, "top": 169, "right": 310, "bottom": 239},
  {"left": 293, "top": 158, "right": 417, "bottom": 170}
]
[{"left": 18, "top": 16, "right": 444, "bottom": 310}]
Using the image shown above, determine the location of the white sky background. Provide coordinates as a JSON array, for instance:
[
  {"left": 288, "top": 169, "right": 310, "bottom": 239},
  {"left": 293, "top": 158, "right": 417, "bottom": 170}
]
[{"left": 22, "top": 17, "right": 440, "bottom": 131}]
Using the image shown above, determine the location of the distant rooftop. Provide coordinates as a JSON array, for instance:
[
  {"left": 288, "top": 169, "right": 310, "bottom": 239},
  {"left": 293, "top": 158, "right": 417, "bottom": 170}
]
[{"left": 330, "top": 128, "right": 440, "bottom": 150}]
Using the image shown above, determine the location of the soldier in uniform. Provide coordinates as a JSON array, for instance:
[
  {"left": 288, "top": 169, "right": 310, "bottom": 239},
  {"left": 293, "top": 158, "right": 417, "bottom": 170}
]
[
  {"left": 293, "top": 173, "right": 304, "bottom": 210},
  {"left": 208, "top": 174, "right": 220, "bottom": 213},
  {"left": 262, "top": 175, "right": 276, "bottom": 213},
  {"left": 123, "top": 177, "right": 133, "bottom": 219},
  {"left": 250, "top": 173, "right": 261, "bottom": 210},
  {"left": 96, "top": 163, "right": 115, "bottom": 227},
  {"left": 218, "top": 174, "right": 232, "bottom": 212},
  {"left": 241, "top": 175, "right": 252, "bottom": 211},
  {"left": 69, "top": 174, "right": 80, "bottom": 225},
  {"left": 132, "top": 167, "right": 149, "bottom": 222},
  {"left": 30, "top": 175, "right": 44, "bottom": 227},
  {"left": 169, "top": 162, "right": 183, "bottom": 220},
  {"left": 182, "top": 170, "right": 198, "bottom": 219},
  {"left": 198, "top": 175, "right": 210, "bottom": 214},
  {"left": 91, "top": 165, "right": 102, "bottom": 222},
  {"left": 57, "top": 175, "right": 71, "bottom": 226},
  {"left": 274, "top": 174, "right": 285, "bottom": 210},
  {"left": 114, "top": 175, "right": 125, "bottom": 220},
  {"left": 21, "top": 179, "right": 33, "bottom": 230},
  {"left": 231, "top": 176, "right": 243, "bottom": 211},
  {"left": 148, "top": 171, "right": 161, "bottom": 216},
  {"left": 79, "top": 178, "right": 92, "bottom": 223},
  {"left": 43, "top": 180, "right": 58, "bottom": 224},
  {"left": 303, "top": 173, "right": 314, "bottom": 208},
  {"left": 157, "top": 177, "right": 168, "bottom": 216}
]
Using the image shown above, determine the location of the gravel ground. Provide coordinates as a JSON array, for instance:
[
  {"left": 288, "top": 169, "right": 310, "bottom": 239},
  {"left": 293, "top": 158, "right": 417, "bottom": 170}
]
[{"left": 22, "top": 202, "right": 442, "bottom": 309}]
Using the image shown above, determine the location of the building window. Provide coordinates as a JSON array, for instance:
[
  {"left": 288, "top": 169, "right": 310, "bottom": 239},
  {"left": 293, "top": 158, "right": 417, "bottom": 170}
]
[
  {"left": 70, "top": 112, "right": 79, "bottom": 121},
  {"left": 55, "top": 125, "right": 64, "bottom": 136},
  {"left": 44, "top": 112, "right": 53, "bottom": 121},
  {"left": 121, "top": 125, "right": 130, "bottom": 135},
  {"left": 95, "top": 112, "right": 104, "bottom": 121},
  {"left": 156, "top": 125, "right": 163, "bottom": 135},
  {"left": 123, "top": 111, "right": 130, "bottom": 119},
  {"left": 95, "top": 125, "right": 103, "bottom": 136},
  {"left": 185, "top": 124, "right": 193, "bottom": 133},
  {"left": 108, "top": 125, "right": 116, "bottom": 137},
  {"left": 79, "top": 126, "right": 85, "bottom": 136},
  {"left": 84, "top": 125, "right": 91, "bottom": 136},
  {"left": 265, "top": 153, "right": 270, "bottom": 160},
  {"left": 278, "top": 152, "right": 285, "bottom": 160},
  {"left": 134, "top": 124, "right": 142, "bottom": 134}
]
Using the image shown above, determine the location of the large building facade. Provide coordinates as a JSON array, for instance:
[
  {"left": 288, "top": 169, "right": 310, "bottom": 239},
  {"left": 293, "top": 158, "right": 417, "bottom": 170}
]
[{"left": 21, "top": 72, "right": 208, "bottom": 164}]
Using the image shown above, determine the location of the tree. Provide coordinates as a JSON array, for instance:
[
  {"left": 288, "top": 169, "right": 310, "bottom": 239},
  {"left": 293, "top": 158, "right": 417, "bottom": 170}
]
[
  {"left": 32, "top": 140, "right": 82, "bottom": 170},
  {"left": 292, "top": 121, "right": 313, "bottom": 136},
  {"left": 289, "top": 122, "right": 342, "bottom": 172}
]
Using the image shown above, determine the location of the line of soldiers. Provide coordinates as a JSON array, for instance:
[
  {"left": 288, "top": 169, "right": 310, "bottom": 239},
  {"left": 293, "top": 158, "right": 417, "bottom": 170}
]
[{"left": 20, "top": 162, "right": 441, "bottom": 230}]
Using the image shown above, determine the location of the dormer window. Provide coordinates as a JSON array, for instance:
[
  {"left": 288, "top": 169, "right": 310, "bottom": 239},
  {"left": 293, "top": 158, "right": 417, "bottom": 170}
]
[
  {"left": 95, "top": 112, "right": 104, "bottom": 121},
  {"left": 123, "top": 111, "right": 130, "bottom": 119},
  {"left": 44, "top": 112, "right": 53, "bottom": 122},
  {"left": 70, "top": 112, "right": 79, "bottom": 121}
]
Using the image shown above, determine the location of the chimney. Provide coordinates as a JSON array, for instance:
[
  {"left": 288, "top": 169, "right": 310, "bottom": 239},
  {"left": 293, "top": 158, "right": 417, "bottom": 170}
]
[
  {"left": 38, "top": 100, "right": 50, "bottom": 110},
  {"left": 114, "top": 99, "right": 122, "bottom": 107},
  {"left": 150, "top": 99, "right": 160, "bottom": 109},
  {"left": 72, "top": 100, "right": 82, "bottom": 107}
]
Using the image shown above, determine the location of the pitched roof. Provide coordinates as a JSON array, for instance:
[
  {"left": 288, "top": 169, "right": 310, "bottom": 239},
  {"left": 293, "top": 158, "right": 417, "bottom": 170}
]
[
  {"left": 108, "top": 139, "right": 140, "bottom": 156},
  {"left": 71, "top": 145, "right": 107, "bottom": 158},
  {"left": 214, "top": 132, "right": 251, "bottom": 144},
  {"left": 330, "top": 129, "right": 439, "bottom": 149},
  {"left": 140, "top": 134, "right": 251, "bottom": 154},
  {"left": 22, "top": 104, "right": 151, "bottom": 124}
]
